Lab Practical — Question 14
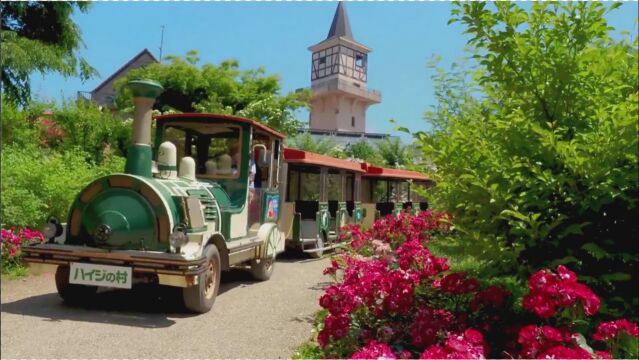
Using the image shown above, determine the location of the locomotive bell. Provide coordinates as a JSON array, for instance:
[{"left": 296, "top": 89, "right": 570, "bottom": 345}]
[{"left": 125, "top": 80, "right": 164, "bottom": 177}]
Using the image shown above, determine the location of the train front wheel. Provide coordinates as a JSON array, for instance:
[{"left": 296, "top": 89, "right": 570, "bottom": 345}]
[
  {"left": 55, "top": 265, "right": 98, "bottom": 305},
  {"left": 183, "top": 245, "right": 220, "bottom": 313}
]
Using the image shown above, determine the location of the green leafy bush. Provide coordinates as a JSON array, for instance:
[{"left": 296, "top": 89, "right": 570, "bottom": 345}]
[
  {"left": 1, "top": 97, "right": 51, "bottom": 148},
  {"left": 51, "top": 100, "right": 133, "bottom": 164},
  {"left": 416, "top": 2, "right": 638, "bottom": 319},
  {"left": 1, "top": 98, "right": 133, "bottom": 165},
  {"left": 1, "top": 144, "right": 125, "bottom": 228}
]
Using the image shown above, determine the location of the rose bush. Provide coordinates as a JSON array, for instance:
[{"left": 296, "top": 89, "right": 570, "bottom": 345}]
[
  {"left": 312, "top": 211, "right": 638, "bottom": 359},
  {"left": 1, "top": 227, "right": 45, "bottom": 272}
]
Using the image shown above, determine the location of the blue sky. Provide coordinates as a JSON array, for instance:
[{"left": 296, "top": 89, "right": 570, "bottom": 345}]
[{"left": 30, "top": 2, "right": 638, "bottom": 141}]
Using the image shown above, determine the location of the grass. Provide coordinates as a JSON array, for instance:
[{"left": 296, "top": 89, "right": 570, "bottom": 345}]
[
  {"left": 1, "top": 263, "right": 30, "bottom": 280},
  {"left": 292, "top": 342, "right": 322, "bottom": 360}
]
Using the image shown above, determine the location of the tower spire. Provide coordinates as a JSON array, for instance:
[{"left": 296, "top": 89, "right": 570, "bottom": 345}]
[{"left": 326, "top": 2, "right": 353, "bottom": 40}]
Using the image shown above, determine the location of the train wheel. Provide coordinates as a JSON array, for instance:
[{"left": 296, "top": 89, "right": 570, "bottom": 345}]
[
  {"left": 250, "top": 256, "right": 275, "bottom": 281},
  {"left": 308, "top": 231, "right": 325, "bottom": 259},
  {"left": 250, "top": 225, "right": 279, "bottom": 281},
  {"left": 183, "top": 245, "right": 220, "bottom": 313},
  {"left": 55, "top": 266, "right": 97, "bottom": 305}
]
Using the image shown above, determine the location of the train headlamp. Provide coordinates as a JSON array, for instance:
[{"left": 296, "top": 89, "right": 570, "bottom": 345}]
[
  {"left": 43, "top": 217, "right": 63, "bottom": 241},
  {"left": 169, "top": 224, "right": 188, "bottom": 249}
]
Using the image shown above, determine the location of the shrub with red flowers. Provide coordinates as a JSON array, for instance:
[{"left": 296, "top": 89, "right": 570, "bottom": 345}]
[
  {"left": 1, "top": 227, "right": 45, "bottom": 271},
  {"left": 37, "top": 116, "right": 65, "bottom": 147},
  {"left": 313, "top": 211, "right": 639, "bottom": 359}
]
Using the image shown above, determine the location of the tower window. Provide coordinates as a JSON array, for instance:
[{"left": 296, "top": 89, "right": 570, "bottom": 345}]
[
  {"left": 352, "top": 116, "right": 356, "bottom": 127},
  {"left": 319, "top": 57, "right": 326, "bottom": 65},
  {"left": 355, "top": 54, "right": 365, "bottom": 68}
]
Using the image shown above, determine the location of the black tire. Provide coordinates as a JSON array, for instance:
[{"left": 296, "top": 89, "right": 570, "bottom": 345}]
[
  {"left": 55, "top": 266, "right": 97, "bottom": 305},
  {"left": 250, "top": 256, "right": 275, "bottom": 281},
  {"left": 183, "top": 245, "right": 221, "bottom": 313},
  {"left": 308, "top": 231, "right": 325, "bottom": 259}
]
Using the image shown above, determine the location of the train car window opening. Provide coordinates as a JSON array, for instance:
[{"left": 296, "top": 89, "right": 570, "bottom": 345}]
[
  {"left": 160, "top": 123, "right": 242, "bottom": 180},
  {"left": 353, "top": 174, "right": 361, "bottom": 202},
  {"left": 287, "top": 170, "right": 300, "bottom": 201},
  {"left": 371, "top": 180, "right": 389, "bottom": 203},
  {"left": 319, "top": 168, "right": 328, "bottom": 203},
  {"left": 269, "top": 139, "right": 280, "bottom": 190},
  {"left": 345, "top": 174, "right": 354, "bottom": 202},
  {"left": 273, "top": 140, "right": 280, "bottom": 159},
  {"left": 361, "top": 178, "right": 372, "bottom": 203},
  {"left": 327, "top": 173, "right": 341, "bottom": 201},
  {"left": 302, "top": 172, "right": 321, "bottom": 201}
]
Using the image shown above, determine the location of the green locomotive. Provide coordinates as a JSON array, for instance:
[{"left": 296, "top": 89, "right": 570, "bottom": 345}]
[{"left": 23, "top": 80, "right": 286, "bottom": 313}]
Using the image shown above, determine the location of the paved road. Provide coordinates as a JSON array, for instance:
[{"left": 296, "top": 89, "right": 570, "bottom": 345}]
[{"left": 1, "top": 252, "right": 330, "bottom": 359}]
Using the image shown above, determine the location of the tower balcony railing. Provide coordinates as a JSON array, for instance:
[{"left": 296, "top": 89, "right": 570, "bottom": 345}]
[{"left": 311, "top": 77, "right": 382, "bottom": 103}]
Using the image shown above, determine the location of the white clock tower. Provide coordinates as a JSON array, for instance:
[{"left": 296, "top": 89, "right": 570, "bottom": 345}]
[{"left": 308, "top": 2, "right": 381, "bottom": 133}]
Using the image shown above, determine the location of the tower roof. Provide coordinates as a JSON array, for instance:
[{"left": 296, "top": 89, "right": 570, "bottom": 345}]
[{"left": 326, "top": 2, "right": 353, "bottom": 41}]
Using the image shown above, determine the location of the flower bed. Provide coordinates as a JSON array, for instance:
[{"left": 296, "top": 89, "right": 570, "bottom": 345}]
[
  {"left": 313, "top": 211, "right": 638, "bottom": 359},
  {"left": 1, "top": 227, "right": 45, "bottom": 272}
]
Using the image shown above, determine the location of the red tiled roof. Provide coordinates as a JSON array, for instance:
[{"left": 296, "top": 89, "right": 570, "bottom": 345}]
[
  {"left": 363, "top": 164, "right": 432, "bottom": 182},
  {"left": 283, "top": 148, "right": 365, "bottom": 173}
]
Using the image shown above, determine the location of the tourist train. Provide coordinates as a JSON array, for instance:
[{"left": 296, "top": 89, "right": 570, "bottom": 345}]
[{"left": 22, "top": 80, "right": 432, "bottom": 313}]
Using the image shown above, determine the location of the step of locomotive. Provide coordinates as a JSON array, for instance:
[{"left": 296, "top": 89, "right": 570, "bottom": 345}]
[{"left": 227, "top": 235, "right": 266, "bottom": 266}]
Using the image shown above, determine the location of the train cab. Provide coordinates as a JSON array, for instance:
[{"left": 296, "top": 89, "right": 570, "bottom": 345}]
[
  {"left": 280, "top": 148, "right": 365, "bottom": 258},
  {"left": 361, "top": 164, "right": 434, "bottom": 229},
  {"left": 154, "top": 113, "right": 286, "bottom": 242}
]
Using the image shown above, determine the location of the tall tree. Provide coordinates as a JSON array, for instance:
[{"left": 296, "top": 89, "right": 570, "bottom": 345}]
[
  {"left": 115, "top": 50, "right": 309, "bottom": 137},
  {"left": 1, "top": 2, "right": 96, "bottom": 105}
]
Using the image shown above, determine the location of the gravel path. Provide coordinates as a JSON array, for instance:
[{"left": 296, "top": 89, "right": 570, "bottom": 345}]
[{"left": 1, "top": 252, "right": 329, "bottom": 359}]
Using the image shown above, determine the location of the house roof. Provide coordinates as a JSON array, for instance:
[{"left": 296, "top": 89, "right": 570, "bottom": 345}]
[
  {"left": 155, "top": 113, "right": 286, "bottom": 139},
  {"left": 91, "top": 48, "right": 158, "bottom": 93},
  {"left": 326, "top": 2, "right": 353, "bottom": 41},
  {"left": 283, "top": 147, "right": 365, "bottom": 173}
]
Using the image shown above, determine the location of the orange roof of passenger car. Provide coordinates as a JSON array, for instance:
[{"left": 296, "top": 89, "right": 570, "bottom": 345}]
[
  {"left": 363, "top": 164, "right": 432, "bottom": 182},
  {"left": 155, "top": 113, "right": 286, "bottom": 139},
  {"left": 283, "top": 148, "right": 365, "bottom": 173}
]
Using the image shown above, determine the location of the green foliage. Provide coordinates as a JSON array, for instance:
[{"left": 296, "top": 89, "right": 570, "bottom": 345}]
[
  {"left": 1, "top": 265, "right": 29, "bottom": 280},
  {"left": 1, "top": 144, "right": 125, "bottom": 229},
  {"left": 1, "top": 2, "right": 97, "bottom": 105},
  {"left": 1, "top": 96, "right": 50, "bottom": 146},
  {"left": 344, "top": 140, "right": 383, "bottom": 165},
  {"left": 417, "top": 2, "right": 638, "bottom": 319},
  {"left": 114, "top": 51, "right": 309, "bottom": 136},
  {"left": 286, "top": 132, "right": 346, "bottom": 159},
  {"left": 292, "top": 342, "right": 323, "bottom": 360},
  {"left": 376, "top": 137, "right": 414, "bottom": 168},
  {"left": 51, "top": 100, "right": 133, "bottom": 163},
  {"left": 2, "top": 97, "right": 132, "bottom": 164}
]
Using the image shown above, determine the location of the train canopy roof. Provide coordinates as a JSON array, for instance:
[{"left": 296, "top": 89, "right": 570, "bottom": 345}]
[
  {"left": 155, "top": 113, "right": 286, "bottom": 139},
  {"left": 363, "top": 164, "right": 432, "bottom": 182},
  {"left": 283, "top": 148, "right": 365, "bottom": 173}
]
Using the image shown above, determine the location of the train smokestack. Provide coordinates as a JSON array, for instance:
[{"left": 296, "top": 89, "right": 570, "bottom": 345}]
[{"left": 125, "top": 80, "right": 164, "bottom": 177}]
